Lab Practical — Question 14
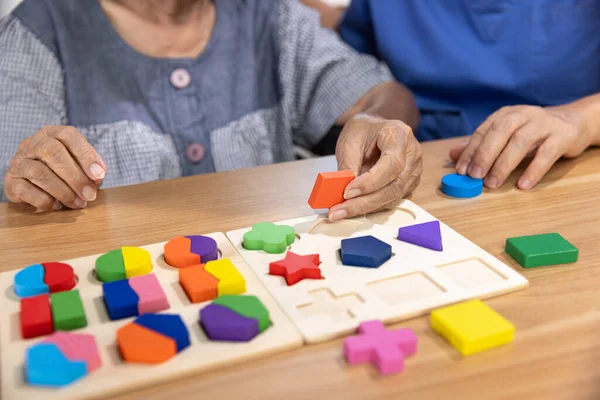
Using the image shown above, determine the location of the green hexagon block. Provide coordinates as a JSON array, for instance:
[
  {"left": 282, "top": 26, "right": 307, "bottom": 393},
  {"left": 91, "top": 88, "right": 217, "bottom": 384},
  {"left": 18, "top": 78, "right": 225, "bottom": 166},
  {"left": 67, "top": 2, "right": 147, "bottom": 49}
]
[
  {"left": 213, "top": 294, "right": 271, "bottom": 332},
  {"left": 242, "top": 222, "right": 295, "bottom": 254},
  {"left": 505, "top": 233, "right": 578, "bottom": 268}
]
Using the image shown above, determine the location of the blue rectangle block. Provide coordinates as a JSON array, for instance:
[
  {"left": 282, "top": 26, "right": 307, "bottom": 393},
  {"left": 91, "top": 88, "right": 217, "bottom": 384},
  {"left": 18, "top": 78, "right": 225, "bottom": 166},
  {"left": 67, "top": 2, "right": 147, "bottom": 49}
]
[{"left": 102, "top": 279, "right": 139, "bottom": 320}]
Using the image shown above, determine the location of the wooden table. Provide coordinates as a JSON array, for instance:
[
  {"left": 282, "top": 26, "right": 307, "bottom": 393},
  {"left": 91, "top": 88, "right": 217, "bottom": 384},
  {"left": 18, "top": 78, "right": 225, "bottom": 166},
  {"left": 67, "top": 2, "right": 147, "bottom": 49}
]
[{"left": 2, "top": 136, "right": 599, "bottom": 400}]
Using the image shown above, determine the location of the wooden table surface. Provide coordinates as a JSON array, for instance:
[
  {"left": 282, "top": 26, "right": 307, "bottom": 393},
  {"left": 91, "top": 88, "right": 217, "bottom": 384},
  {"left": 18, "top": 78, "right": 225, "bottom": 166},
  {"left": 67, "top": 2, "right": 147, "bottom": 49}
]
[{"left": 2, "top": 136, "right": 600, "bottom": 400}]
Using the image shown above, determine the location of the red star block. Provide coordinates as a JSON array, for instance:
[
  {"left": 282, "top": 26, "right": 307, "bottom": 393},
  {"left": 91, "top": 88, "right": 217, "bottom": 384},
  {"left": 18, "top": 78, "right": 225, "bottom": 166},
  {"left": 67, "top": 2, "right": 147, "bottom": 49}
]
[{"left": 269, "top": 252, "right": 322, "bottom": 286}]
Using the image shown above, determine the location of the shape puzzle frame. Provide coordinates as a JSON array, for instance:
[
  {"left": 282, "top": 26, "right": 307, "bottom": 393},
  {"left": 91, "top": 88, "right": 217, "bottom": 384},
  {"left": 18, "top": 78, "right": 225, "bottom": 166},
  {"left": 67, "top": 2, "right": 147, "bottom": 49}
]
[
  {"left": 227, "top": 200, "right": 529, "bottom": 343},
  {"left": 0, "top": 233, "right": 302, "bottom": 400}
]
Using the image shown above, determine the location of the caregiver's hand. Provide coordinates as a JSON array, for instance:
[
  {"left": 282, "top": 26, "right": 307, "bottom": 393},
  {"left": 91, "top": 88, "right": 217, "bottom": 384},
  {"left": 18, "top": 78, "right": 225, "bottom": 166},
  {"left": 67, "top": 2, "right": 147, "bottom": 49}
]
[
  {"left": 330, "top": 114, "right": 423, "bottom": 221},
  {"left": 4, "top": 125, "right": 107, "bottom": 211},
  {"left": 450, "top": 105, "right": 592, "bottom": 190}
]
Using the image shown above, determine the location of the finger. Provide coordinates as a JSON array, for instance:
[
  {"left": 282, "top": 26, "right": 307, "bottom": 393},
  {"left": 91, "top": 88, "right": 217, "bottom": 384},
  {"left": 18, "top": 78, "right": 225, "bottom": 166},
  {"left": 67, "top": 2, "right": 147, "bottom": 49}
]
[
  {"left": 484, "top": 123, "right": 547, "bottom": 189},
  {"left": 26, "top": 134, "right": 98, "bottom": 202},
  {"left": 455, "top": 107, "right": 514, "bottom": 175},
  {"left": 330, "top": 154, "right": 419, "bottom": 220},
  {"left": 16, "top": 158, "right": 86, "bottom": 209},
  {"left": 5, "top": 177, "right": 60, "bottom": 211},
  {"left": 467, "top": 110, "right": 532, "bottom": 180},
  {"left": 344, "top": 122, "right": 410, "bottom": 199},
  {"left": 517, "top": 138, "right": 565, "bottom": 190},
  {"left": 330, "top": 176, "right": 410, "bottom": 220},
  {"left": 43, "top": 126, "right": 107, "bottom": 182},
  {"left": 335, "top": 125, "right": 365, "bottom": 178},
  {"left": 449, "top": 139, "right": 470, "bottom": 162}
]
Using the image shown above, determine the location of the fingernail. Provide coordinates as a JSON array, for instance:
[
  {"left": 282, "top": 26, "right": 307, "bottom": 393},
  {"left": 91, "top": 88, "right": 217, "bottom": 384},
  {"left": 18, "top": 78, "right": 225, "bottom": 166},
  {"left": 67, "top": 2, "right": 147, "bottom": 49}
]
[
  {"left": 468, "top": 164, "right": 484, "bottom": 179},
  {"left": 456, "top": 161, "right": 468, "bottom": 175},
  {"left": 519, "top": 179, "right": 532, "bottom": 190},
  {"left": 82, "top": 185, "right": 96, "bottom": 201},
  {"left": 344, "top": 189, "right": 361, "bottom": 199},
  {"left": 486, "top": 175, "right": 499, "bottom": 188},
  {"left": 74, "top": 198, "right": 87, "bottom": 209},
  {"left": 52, "top": 200, "right": 62, "bottom": 211},
  {"left": 90, "top": 163, "right": 105, "bottom": 179},
  {"left": 329, "top": 209, "right": 348, "bottom": 221}
]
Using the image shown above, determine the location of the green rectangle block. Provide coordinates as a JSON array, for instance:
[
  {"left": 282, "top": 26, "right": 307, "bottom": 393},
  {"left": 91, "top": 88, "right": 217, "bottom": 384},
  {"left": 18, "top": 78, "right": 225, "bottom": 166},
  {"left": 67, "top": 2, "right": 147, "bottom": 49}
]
[
  {"left": 505, "top": 233, "right": 578, "bottom": 268},
  {"left": 50, "top": 290, "right": 87, "bottom": 330}
]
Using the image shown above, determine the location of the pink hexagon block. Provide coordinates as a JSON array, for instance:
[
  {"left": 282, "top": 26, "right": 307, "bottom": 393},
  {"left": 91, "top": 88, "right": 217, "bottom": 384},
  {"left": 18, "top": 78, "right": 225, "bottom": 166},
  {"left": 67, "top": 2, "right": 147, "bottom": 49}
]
[
  {"left": 43, "top": 332, "right": 101, "bottom": 372},
  {"left": 343, "top": 320, "right": 417, "bottom": 375}
]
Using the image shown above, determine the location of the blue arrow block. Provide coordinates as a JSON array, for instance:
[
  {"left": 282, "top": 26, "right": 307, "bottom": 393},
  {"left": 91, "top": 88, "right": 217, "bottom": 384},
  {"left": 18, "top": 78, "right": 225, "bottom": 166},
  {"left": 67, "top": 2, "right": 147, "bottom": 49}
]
[{"left": 25, "top": 343, "right": 87, "bottom": 387}]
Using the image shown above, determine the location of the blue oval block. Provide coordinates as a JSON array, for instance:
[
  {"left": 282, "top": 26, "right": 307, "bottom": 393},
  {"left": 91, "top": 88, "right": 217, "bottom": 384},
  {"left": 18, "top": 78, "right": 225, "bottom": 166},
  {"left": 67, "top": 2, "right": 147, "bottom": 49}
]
[{"left": 441, "top": 173, "right": 483, "bottom": 198}]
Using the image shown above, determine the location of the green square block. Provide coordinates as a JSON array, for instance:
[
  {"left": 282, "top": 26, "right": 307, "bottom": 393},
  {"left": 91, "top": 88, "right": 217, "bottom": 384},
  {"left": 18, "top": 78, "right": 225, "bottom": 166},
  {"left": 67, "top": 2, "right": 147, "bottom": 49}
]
[
  {"left": 50, "top": 290, "right": 87, "bottom": 330},
  {"left": 505, "top": 233, "right": 578, "bottom": 268}
]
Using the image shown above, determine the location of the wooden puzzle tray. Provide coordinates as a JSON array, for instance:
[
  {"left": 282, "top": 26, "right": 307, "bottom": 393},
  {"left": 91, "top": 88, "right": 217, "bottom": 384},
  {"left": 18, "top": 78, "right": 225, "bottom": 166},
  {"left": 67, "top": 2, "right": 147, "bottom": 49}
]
[
  {"left": 227, "top": 200, "right": 530, "bottom": 343},
  {"left": 0, "top": 233, "right": 303, "bottom": 400}
]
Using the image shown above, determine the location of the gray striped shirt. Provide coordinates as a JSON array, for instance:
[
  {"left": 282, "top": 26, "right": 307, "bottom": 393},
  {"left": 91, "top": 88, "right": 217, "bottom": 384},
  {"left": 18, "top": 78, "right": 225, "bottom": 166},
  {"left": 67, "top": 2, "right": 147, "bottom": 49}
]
[{"left": 0, "top": 0, "right": 393, "bottom": 201}]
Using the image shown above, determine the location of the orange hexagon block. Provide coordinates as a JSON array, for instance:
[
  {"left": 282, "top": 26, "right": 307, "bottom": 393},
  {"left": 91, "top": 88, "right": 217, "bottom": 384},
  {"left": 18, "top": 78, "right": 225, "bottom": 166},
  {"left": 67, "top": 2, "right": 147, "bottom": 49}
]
[{"left": 116, "top": 323, "right": 177, "bottom": 364}]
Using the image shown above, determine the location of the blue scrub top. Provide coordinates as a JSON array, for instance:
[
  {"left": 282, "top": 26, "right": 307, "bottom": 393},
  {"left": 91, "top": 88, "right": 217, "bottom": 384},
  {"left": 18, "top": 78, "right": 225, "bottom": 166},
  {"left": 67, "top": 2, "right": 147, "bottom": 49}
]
[{"left": 339, "top": 0, "right": 600, "bottom": 141}]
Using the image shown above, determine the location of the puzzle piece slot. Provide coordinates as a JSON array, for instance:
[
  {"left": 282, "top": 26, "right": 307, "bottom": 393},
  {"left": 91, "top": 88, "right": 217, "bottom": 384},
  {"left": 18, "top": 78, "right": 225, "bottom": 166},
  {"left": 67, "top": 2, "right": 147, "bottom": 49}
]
[
  {"left": 436, "top": 258, "right": 507, "bottom": 289},
  {"left": 307, "top": 219, "right": 363, "bottom": 237},
  {"left": 366, "top": 272, "right": 445, "bottom": 306},
  {"left": 365, "top": 207, "right": 416, "bottom": 226},
  {"left": 296, "top": 288, "right": 364, "bottom": 322}
]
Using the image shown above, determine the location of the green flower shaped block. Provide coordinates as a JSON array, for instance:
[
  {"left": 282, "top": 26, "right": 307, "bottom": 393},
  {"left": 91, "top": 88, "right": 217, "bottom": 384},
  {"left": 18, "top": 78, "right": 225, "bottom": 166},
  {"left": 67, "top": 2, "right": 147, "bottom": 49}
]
[{"left": 242, "top": 222, "right": 295, "bottom": 254}]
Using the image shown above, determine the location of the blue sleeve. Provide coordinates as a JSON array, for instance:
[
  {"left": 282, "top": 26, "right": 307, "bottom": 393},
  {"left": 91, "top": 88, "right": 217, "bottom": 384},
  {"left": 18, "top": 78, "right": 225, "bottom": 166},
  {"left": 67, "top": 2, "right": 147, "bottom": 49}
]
[{"left": 338, "top": 0, "right": 378, "bottom": 58}]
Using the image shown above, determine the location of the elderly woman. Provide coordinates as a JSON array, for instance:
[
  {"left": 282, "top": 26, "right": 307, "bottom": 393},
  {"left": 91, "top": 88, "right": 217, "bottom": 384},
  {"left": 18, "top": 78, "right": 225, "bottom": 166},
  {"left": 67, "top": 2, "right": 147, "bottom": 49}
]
[{"left": 0, "top": 0, "right": 422, "bottom": 220}]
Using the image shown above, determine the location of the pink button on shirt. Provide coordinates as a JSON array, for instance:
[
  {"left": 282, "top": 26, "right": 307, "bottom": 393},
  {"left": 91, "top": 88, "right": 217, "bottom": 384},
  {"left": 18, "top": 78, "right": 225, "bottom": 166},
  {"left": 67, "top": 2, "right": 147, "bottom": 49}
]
[
  {"left": 170, "top": 68, "right": 191, "bottom": 89},
  {"left": 186, "top": 143, "right": 205, "bottom": 163}
]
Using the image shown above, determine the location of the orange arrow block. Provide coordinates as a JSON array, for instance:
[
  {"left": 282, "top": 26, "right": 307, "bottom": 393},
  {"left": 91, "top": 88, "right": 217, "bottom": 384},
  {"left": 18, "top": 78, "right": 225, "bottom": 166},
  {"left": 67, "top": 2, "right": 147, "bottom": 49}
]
[{"left": 178, "top": 264, "right": 219, "bottom": 303}]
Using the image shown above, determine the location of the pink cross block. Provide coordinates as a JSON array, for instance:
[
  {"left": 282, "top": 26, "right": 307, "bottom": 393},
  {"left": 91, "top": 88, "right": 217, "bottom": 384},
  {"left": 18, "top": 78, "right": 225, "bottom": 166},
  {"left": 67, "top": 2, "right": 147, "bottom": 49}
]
[{"left": 343, "top": 320, "right": 418, "bottom": 375}]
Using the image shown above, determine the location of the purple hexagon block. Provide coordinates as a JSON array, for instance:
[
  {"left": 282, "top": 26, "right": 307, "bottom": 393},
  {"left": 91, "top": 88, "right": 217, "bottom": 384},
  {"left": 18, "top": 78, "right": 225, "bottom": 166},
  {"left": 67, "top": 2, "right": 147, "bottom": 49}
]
[{"left": 199, "top": 303, "right": 259, "bottom": 342}]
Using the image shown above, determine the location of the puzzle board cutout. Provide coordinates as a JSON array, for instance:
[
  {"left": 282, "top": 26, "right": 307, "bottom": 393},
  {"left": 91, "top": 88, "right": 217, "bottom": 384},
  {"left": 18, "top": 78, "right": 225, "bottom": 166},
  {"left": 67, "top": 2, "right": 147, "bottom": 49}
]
[
  {"left": 0, "top": 233, "right": 303, "bottom": 400},
  {"left": 227, "top": 200, "right": 529, "bottom": 343}
]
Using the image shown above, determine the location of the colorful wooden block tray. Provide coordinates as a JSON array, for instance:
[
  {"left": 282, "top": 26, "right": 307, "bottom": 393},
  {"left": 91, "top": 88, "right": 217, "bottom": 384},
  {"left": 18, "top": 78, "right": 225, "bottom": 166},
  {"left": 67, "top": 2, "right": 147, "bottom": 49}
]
[
  {"left": 226, "top": 200, "right": 529, "bottom": 343},
  {"left": 0, "top": 233, "right": 303, "bottom": 400}
]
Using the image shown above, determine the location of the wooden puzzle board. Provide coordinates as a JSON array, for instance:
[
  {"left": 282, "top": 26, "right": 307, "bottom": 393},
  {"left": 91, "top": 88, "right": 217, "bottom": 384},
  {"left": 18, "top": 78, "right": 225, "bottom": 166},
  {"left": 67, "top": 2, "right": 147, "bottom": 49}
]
[
  {"left": 0, "top": 232, "right": 303, "bottom": 400},
  {"left": 227, "top": 200, "right": 529, "bottom": 343}
]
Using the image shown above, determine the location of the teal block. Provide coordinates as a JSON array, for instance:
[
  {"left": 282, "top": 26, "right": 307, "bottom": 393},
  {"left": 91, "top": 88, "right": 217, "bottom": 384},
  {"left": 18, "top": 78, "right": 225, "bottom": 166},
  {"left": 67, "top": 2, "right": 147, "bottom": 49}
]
[
  {"left": 505, "top": 233, "right": 578, "bottom": 268},
  {"left": 14, "top": 264, "right": 49, "bottom": 298},
  {"left": 25, "top": 343, "right": 87, "bottom": 387}
]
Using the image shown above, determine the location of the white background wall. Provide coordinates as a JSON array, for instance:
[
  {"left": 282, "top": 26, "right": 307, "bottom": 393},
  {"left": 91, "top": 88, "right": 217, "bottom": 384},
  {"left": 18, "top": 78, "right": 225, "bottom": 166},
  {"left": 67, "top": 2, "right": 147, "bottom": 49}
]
[{"left": 1, "top": 0, "right": 23, "bottom": 17}]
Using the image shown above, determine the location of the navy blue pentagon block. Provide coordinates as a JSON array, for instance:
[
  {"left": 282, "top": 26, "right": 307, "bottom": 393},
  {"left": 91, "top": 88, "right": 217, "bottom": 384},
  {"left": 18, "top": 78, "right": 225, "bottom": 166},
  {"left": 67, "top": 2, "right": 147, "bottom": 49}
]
[{"left": 340, "top": 235, "right": 392, "bottom": 268}]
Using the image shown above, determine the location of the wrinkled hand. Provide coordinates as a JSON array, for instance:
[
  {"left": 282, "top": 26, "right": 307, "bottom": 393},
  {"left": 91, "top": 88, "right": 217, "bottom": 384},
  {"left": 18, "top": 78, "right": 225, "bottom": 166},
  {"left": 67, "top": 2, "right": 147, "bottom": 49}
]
[
  {"left": 329, "top": 114, "right": 423, "bottom": 221},
  {"left": 450, "top": 105, "right": 590, "bottom": 190},
  {"left": 4, "top": 126, "right": 107, "bottom": 211}
]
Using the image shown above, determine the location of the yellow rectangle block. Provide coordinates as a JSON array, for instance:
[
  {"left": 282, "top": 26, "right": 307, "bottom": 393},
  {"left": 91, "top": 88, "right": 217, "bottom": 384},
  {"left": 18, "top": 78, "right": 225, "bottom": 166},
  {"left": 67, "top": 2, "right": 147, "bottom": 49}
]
[{"left": 430, "top": 299, "right": 515, "bottom": 356}]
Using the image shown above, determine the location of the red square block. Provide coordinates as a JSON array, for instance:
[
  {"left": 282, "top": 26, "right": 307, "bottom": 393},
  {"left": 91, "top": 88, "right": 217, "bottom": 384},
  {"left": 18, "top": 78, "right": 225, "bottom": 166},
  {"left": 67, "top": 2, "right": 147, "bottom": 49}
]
[
  {"left": 20, "top": 293, "right": 54, "bottom": 339},
  {"left": 308, "top": 170, "right": 355, "bottom": 209}
]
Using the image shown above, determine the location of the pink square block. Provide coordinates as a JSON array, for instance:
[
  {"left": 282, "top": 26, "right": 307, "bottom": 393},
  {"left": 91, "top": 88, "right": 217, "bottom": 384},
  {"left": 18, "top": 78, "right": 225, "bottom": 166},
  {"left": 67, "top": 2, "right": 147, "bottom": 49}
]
[{"left": 129, "top": 274, "right": 170, "bottom": 315}]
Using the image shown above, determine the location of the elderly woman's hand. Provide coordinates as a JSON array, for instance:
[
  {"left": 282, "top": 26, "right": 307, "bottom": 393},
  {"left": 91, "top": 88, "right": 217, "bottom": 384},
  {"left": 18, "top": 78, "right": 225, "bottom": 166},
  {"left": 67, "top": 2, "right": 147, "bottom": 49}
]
[
  {"left": 329, "top": 114, "right": 423, "bottom": 221},
  {"left": 3, "top": 126, "right": 107, "bottom": 211}
]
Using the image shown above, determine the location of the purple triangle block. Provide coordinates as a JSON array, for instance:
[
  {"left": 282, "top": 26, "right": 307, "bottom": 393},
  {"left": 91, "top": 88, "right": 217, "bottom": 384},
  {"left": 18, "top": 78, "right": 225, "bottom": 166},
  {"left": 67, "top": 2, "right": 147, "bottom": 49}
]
[
  {"left": 200, "top": 303, "right": 259, "bottom": 342},
  {"left": 397, "top": 221, "right": 443, "bottom": 251}
]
